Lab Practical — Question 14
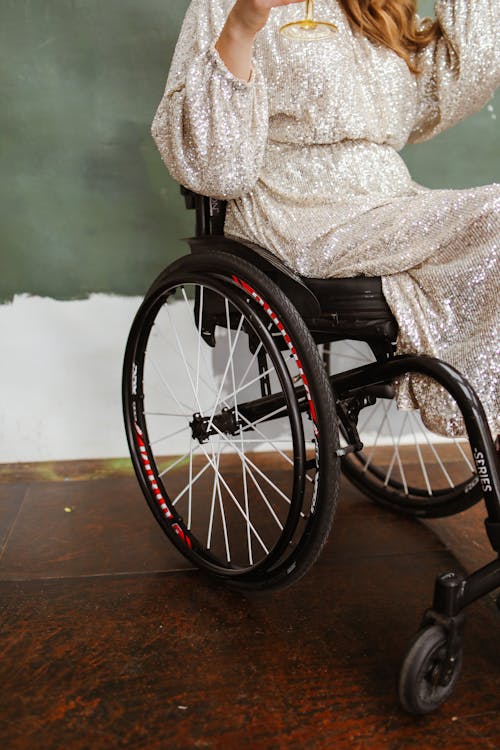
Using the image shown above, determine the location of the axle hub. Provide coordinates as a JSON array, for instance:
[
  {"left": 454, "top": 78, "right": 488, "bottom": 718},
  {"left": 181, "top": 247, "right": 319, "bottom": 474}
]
[{"left": 190, "top": 409, "right": 241, "bottom": 444}]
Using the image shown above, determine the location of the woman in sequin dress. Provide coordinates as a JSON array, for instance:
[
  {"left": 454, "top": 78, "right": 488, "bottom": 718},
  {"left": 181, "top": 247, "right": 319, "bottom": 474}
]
[{"left": 151, "top": 0, "right": 499, "bottom": 438}]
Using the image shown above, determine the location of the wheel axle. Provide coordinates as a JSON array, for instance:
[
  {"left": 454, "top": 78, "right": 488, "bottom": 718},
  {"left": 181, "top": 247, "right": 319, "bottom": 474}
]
[{"left": 189, "top": 409, "right": 241, "bottom": 444}]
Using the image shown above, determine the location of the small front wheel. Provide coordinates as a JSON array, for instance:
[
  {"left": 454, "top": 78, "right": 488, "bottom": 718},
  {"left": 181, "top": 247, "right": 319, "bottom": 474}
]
[{"left": 399, "top": 625, "right": 463, "bottom": 715}]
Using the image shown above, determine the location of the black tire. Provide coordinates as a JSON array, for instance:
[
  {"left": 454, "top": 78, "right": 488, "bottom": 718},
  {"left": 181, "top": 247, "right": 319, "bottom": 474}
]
[
  {"left": 123, "top": 252, "right": 341, "bottom": 590},
  {"left": 322, "top": 341, "right": 482, "bottom": 518},
  {"left": 399, "top": 625, "right": 463, "bottom": 715}
]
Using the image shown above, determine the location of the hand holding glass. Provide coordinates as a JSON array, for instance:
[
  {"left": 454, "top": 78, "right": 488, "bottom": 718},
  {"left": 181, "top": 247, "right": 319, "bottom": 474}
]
[{"left": 279, "top": 0, "right": 338, "bottom": 41}]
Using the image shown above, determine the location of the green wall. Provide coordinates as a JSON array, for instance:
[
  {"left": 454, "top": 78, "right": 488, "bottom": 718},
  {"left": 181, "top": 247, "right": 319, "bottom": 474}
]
[
  {"left": 0, "top": 0, "right": 498, "bottom": 301},
  {"left": 404, "top": 0, "right": 499, "bottom": 189}
]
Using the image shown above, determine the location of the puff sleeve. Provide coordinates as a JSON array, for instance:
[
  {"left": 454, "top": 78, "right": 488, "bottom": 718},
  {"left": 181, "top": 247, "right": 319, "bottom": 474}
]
[
  {"left": 151, "top": 0, "right": 269, "bottom": 199},
  {"left": 408, "top": 0, "right": 500, "bottom": 144}
]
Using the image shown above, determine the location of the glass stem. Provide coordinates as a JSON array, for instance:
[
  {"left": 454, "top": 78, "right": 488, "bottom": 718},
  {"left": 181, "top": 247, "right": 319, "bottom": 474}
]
[{"left": 305, "top": 0, "right": 314, "bottom": 22}]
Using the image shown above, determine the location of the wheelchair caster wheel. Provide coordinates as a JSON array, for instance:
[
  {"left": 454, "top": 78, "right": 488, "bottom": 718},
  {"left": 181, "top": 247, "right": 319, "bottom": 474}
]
[{"left": 399, "top": 625, "right": 463, "bottom": 715}]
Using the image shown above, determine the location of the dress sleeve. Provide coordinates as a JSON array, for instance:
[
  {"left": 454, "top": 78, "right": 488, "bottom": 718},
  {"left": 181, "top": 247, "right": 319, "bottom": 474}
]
[
  {"left": 408, "top": 0, "right": 499, "bottom": 144},
  {"left": 151, "top": 0, "right": 269, "bottom": 199}
]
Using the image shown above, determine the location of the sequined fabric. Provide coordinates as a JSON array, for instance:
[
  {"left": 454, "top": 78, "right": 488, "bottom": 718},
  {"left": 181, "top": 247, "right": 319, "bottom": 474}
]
[{"left": 152, "top": 0, "right": 499, "bottom": 436}]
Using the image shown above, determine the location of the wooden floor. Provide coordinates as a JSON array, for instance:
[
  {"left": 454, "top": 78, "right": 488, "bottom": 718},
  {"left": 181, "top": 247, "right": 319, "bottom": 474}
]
[{"left": 0, "top": 464, "right": 498, "bottom": 749}]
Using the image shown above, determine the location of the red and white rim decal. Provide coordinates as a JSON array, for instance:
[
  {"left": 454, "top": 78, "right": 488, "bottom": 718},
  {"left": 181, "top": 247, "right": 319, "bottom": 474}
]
[
  {"left": 232, "top": 276, "right": 319, "bottom": 431},
  {"left": 134, "top": 422, "right": 192, "bottom": 548}
]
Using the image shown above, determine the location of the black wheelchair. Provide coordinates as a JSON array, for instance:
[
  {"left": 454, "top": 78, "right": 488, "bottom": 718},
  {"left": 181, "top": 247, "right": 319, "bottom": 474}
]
[{"left": 122, "top": 186, "right": 500, "bottom": 715}]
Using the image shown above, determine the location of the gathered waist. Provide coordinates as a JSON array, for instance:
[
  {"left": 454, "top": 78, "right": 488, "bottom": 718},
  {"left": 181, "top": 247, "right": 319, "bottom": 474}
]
[{"left": 260, "top": 139, "right": 416, "bottom": 200}]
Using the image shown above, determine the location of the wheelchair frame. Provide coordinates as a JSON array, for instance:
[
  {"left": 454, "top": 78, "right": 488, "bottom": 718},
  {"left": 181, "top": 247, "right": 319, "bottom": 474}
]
[
  {"left": 187, "top": 188, "right": 500, "bottom": 586},
  {"left": 123, "top": 186, "right": 499, "bottom": 714}
]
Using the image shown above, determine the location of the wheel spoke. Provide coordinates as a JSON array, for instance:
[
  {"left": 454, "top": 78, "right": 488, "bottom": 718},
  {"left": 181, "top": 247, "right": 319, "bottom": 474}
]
[
  {"left": 362, "top": 402, "right": 391, "bottom": 473},
  {"left": 211, "top": 423, "right": 293, "bottom": 508},
  {"left": 207, "top": 441, "right": 231, "bottom": 561},
  {"left": 187, "top": 437, "right": 194, "bottom": 529},
  {"left": 382, "top": 410, "right": 407, "bottom": 492},
  {"left": 181, "top": 286, "right": 217, "bottom": 379},
  {"left": 198, "top": 442, "right": 269, "bottom": 555},
  {"left": 145, "top": 411, "right": 188, "bottom": 418},
  {"left": 453, "top": 439, "right": 474, "bottom": 473},
  {"left": 244, "top": 461, "right": 285, "bottom": 531},
  {"left": 223, "top": 428, "right": 315, "bottom": 485},
  {"left": 236, "top": 410, "right": 302, "bottom": 477},
  {"left": 226, "top": 298, "right": 253, "bottom": 566},
  {"left": 239, "top": 403, "right": 288, "bottom": 430},
  {"left": 409, "top": 412, "right": 433, "bottom": 496},
  {"left": 206, "top": 444, "right": 218, "bottom": 552},
  {"left": 236, "top": 339, "right": 264, "bottom": 392},
  {"left": 164, "top": 301, "right": 204, "bottom": 414},
  {"left": 344, "top": 341, "right": 370, "bottom": 360},
  {"left": 330, "top": 340, "right": 477, "bottom": 510},
  {"left": 150, "top": 423, "right": 190, "bottom": 447},
  {"left": 416, "top": 416, "right": 455, "bottom": 488},
  {"left": 212, "top": 365, "right": 276, "bottom": 407},
  {"left": 193, "top": 285, "right": 203, "bottom": 402},
  {"left": 358, "top": 399, "right": 383, "bottom": 436},
  {"left": 171, "top": 458, "right": 212, "bottom": 507},
  {"left": 382, "top": 405, "right": 409, "bottom": 494},
  {"left": 235, "top": 321, "right": 274, "bottom": 393},
  {"left": 205, "top": 312, "right": 245, "bottom": 433},
  {"left": 221, "top": 438, "right": 295, "bottom": 444},
  {"left": 337, "top": 352, "right": 372, "bottom": 365},
  {"left": 158, "top": 448, "right": 201, "bottom": 478},
  {"left": 154, "top": 323, "right": 219, "bottom": 412},
  {"left": 147, "top": 355, "right": 194, "bottom": 413}
]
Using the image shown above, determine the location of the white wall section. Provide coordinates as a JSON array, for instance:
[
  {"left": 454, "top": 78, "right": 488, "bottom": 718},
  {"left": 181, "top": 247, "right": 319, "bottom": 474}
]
[
  {"left": 0, "top": 293, "right": 449, "bottom": 463},
  {"left": 0, "top": 295, "right": 142, "bottom": 462}
]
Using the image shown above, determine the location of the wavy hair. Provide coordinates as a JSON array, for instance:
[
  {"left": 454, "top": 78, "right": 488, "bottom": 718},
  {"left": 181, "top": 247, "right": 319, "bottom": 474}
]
[{"left": 339, "top": 0, "right": 440, "bottom": 73}]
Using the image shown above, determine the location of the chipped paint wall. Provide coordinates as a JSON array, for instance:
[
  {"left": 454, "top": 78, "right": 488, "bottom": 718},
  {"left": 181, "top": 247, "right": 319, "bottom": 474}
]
[{"left": 0, "top": 0, "right": 497, "bottom": 461}]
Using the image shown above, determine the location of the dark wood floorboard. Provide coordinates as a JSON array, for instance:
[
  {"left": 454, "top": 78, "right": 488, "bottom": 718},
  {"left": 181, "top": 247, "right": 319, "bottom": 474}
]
[
  {"left": 0, "top": 477, "right": 192, "bottom": 580},
  {"left": 424, "top": 502, "right": 493, "bottom": 574},
  {"left": 0, "top": 473, "right": 498, "bottom": 749}
]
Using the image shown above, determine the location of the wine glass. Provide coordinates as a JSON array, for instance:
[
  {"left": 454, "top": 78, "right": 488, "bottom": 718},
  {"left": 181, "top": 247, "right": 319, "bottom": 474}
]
[{"left": 279, "top": 0, "right": 338, "bottom": 41}]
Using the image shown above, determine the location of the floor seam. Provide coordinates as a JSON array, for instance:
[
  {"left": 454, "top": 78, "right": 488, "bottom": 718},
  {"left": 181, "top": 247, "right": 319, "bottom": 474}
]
[
  {"left": 0, "top": 567, "right": 199, "bottom": 584},
  {"left": 0, "top": 547, "right": 460, "bottom": 584},
  {"left": 0, "top": 485, "right": 29, "bottom": 566}
]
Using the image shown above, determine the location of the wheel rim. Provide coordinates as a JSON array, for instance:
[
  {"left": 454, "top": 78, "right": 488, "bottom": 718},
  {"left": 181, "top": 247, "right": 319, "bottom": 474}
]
[
  {"left": 417, "top": 640, "right": 450, "bottom": 706},
  {"left": 323, "top": 340, "right": 480, "bottom": 514},
  {"left": 125, "top": 277, "right": 321, "bottom": 576}
]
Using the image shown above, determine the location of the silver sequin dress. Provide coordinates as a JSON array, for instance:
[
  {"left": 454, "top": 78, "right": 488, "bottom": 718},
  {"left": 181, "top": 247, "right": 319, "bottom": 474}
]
[{"left": 152, "top": 0, "right": 500, "bottom": 437}]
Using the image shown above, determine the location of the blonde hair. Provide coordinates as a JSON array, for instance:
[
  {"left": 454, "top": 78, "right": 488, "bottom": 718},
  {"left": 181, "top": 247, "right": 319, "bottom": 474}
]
[{"left": 339, "top": 0, "right": 440, "bottom": 74}]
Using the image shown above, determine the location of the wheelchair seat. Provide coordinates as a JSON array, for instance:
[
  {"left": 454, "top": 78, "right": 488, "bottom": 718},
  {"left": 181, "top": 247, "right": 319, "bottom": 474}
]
[{"left": 181, "top": 188, "right": 398, "bottom": 349}]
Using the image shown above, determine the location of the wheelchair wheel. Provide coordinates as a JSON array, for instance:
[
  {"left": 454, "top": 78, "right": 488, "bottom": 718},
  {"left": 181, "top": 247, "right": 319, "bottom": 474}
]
[
  {"left": 123, "top": 252, "right": 340, "bottom": 589},
  {"left": 399, "top": 625, "right": 463, "bottom": 715},
  {"left": 323, "top": 341, "right": 482, "bottom": 518}
]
